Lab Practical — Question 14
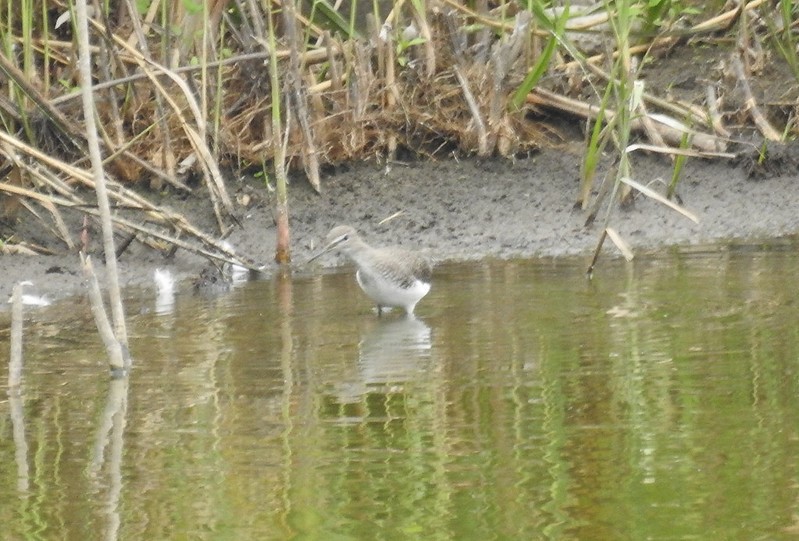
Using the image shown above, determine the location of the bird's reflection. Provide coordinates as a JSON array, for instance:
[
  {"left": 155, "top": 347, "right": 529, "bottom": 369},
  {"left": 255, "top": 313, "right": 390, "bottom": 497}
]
[
  {"left": 334, "top": 316, "right": 432, "bottom": 403},
  {"left": 154, "top": 268, "right": 175, "bottom": 315}
]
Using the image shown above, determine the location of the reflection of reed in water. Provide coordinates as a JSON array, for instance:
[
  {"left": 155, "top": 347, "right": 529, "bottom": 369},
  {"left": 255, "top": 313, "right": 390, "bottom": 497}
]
[{"left": 334, "top": 317, "right": 432, "bottom": 403}]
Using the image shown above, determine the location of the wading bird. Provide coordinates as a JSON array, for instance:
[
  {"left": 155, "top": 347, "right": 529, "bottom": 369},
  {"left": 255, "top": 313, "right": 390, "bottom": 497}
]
[{"left": 308, "top": 225, "right": 432, "bottom": 316}]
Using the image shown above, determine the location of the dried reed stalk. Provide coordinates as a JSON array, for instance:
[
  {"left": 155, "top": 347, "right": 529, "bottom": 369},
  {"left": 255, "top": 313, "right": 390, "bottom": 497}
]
[
  {"left": 90, "top": 17, "right": 235, "bottom": 226},
  {"left": 528, "top": 88, "right": 725, "bottom": 153},
  {"left": 0, "top": 53, "right": 84, "bottom": 154},
  {"left": 705, "top": 84, "right": 731, "bottom": 138},
  {"left": 0, "top": 120, "right": 258, "bottom": 267},
  {"left": 283, "top": 0, "right": 321, "bottom": 191},
  {"left": 122, "top": 0, "right": 177, "bottom": 190},
  {"left": 76, "top": 0, "right": 129, "bottom": 359},
  {"left": 0, "top": 0, "right": 789, "bottom": 265},
  {"left": 489, "top": 11, "right": 531, "bottom": 155},
  {"left": 413, "top": 3, "right": 436, "bottom": 78},
  {"left": 81, "top": 254, "right": 127, "bottom": 371},
  {"left": 454, "top": 65, "right": 489, "bottom": 155},
  {"left": 266, "top": 1, "right": 291, "bottom": 264},
  {"left": 730, "top": 54, "right": 781, "bottom": 141},
  {"left": 384, "top": 24, "right": 399, "bottom": 161}
]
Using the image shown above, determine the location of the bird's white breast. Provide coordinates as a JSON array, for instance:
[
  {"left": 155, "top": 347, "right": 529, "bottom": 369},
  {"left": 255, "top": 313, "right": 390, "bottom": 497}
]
[{"left": 356, "top": 270, "right": 430, "bottom": 310}]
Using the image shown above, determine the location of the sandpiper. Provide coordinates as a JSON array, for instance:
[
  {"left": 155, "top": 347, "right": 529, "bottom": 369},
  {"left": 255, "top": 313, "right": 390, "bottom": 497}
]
[{"left": 308, "top": 225, "right": 432, "bottom": 316}]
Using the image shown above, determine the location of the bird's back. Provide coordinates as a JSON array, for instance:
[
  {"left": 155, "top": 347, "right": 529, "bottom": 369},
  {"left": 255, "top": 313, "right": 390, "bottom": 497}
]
[{"left": 364, "top": 247, "right": 432, "bottom": 289}]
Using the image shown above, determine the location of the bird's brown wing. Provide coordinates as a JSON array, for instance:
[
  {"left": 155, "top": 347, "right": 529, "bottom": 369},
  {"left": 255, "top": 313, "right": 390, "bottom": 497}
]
[{"left": 370, "top": 248, "right": 432, "bottom": 289}]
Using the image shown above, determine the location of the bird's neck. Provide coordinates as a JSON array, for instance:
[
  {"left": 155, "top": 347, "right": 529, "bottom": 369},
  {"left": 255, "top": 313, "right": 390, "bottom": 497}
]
[{"left": 342, "top": 239, "right": 372, "bottom": 265}]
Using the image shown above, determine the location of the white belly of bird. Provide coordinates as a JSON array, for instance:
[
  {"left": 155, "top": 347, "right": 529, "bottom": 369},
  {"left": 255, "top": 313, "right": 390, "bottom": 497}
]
[{"left": 356, "top": 269, "right": 430, "bottom": 312}]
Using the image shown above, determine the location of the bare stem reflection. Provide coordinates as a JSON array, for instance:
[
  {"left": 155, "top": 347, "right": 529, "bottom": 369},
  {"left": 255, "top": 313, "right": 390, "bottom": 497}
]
[
  {"left": 8, "top": 389, "right": 29, "bottom": 493},
  {"left": 3, "top": 255, "right": 799, "bottom": 539},
  {"left": 90, "top": 377, "right": 130, "bottom": 541},
  {"left": 276, "top": 268, "right": 297, "bottom": 536}
]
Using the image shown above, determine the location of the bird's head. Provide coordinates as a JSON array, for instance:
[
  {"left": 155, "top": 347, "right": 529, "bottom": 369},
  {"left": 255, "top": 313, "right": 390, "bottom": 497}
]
[{"left": 307, "top": 225, "right": 359, "bottom": 262}]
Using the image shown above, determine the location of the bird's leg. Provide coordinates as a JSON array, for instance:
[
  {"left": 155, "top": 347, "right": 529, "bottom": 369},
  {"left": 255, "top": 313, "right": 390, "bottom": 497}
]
[{"left": 377, "top": 305, "right": 384, "bottom": 317}]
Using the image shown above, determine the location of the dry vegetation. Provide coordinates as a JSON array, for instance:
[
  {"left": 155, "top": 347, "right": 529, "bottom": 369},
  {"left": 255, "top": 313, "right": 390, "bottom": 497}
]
[{"left": 0, "top": 0, "right": 797, "bottom": 264}]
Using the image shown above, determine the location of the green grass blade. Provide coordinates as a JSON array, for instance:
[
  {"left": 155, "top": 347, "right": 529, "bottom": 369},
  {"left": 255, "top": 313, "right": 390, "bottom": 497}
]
[
  {"left": 666, "top": 130, "right": 690, "bottom": 199},
  {"left": 311, "top": 0, "right": 361, "bottom": 40},
  {"left": 579, "top": 81, "right": 615, "bottom": 206},
  {"left": 511, "top": 5, "right": 569, "bottom": 110}
]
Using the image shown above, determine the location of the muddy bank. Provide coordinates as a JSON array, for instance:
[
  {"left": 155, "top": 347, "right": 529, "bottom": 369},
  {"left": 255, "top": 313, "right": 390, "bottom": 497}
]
[{"left": 3, "top": 143, "right": 799, "bottom": 304}]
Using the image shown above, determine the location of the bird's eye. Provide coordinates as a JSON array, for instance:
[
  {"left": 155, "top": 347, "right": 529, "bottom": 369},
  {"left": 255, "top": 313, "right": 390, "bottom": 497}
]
[{"left": 342, "top": 235, "right": 349, "bottom": 241}]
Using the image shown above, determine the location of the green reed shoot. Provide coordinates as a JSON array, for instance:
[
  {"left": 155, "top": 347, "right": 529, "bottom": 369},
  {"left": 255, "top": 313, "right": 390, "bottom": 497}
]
[
  {"left": 200, "top": 0, "right": 209, "bottom": 136},
  {"left": 21, "top": 0, "right": 33, "bottom": 80},
  {"left": 211, "top": 16, "right": 227, "bottom": 157},
  {"left": 666, "top": 129, "right": 690, "bottom": 200},
  {"left": 40, "top": 1, "right": 51, "bottom": 93},
  {"left": 310, "top": 0, "right": 362, "bottom": 40},
  {"left": 579, "top": 80, "right": 615, "bottom": 209},
  {"left": 766, "top": 0, "right": 799, "bottom": 83},
  {"left": 1, "top": 0, "right": 35, "bottom": 142},
  {"left": 511, "top": 4, "right": 569, "bottom": 111},
  {"left": 588, "top": 0, "right": 640, "bottom": 267},
  {"left": 604, "top": 0, "right": 637, "bottom": 208},
  {"left": 0, "top": 3, "right": 11, "bottom": 134}
]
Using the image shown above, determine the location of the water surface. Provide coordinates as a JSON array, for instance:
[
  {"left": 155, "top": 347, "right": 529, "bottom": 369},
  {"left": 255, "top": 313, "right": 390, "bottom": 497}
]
[{"left": 1, "top": 245, "right": 798, "bottom": 540}]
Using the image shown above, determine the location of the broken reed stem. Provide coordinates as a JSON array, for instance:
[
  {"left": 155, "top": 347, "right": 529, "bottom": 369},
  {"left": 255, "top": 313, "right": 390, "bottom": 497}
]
[
  {"left": 350, "top": 42, "right": 370, "bottom": 153},
  {"left": 81, "top": 254, "right": 127, "bottom": 372},
  {"left": 385, "top": 25, "right": 398, "bottom": 161},
  {"left": 0, "top": 129, "right": 259, "bottom": 269},
  {"left": 454, "top": 65, "right": 489, "bottom": 155},
  {"left": 379, "top": 0, "right": 405, "bottom": 160},
  {"left": 8, "top": 282, "right": 25, "bottom": 388},
  {"left": 559, "top": 0, "right": 766, "bottom": 74},
  {"left": 587, "top": 228, "right": 608, "bottom": 278},
  {"left": 636, "top": 93, "right": 669, "bottom": 154},
  {"left": 267, "top": 1, "right": 290, "bottom": 264},
  {"left": 0, "top": 175, "right": 260, "bottom": 269},
  {"left": 49, "top": 46, "right": 340, "bottom": 107},
  {"left": 122, "top": 0, "right": 176, "bottom": 190},
  {"left": 87, "top": 16, "right": 234, "bottom": 226},
  {"left": 324, "top": 31, "right": 342, "bottom": 91},
  {"left": 0, "top": 52, "right": 84, "bottom": 153},
  {"left": 76, "top": 0, "right": 129, "bottom": 358},
  {"left": 412, "top": 2, "right": 437, "bottom": 78},
  {"left": 489, "top": 11, "right": 531, "bottom": 155},
  {"left": 605, "top": 67, "right": 706, "bottom": 127},
  {"left": 730, "top": 53, "right": 781, "bottom": 141},
  {"left": 527, "top": 88, "right": 724, "bottom": 152},
  {"left": 705, "top": 84, "right": 730, "bottom": 138}
]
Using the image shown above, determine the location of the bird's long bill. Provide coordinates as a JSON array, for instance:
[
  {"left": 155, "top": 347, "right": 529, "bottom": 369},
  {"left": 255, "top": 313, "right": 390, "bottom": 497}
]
[
  {"left": 306, "top": 240, "right": 339, "bottom": 264},
  {"left": 306, "top": 229, "right": 350, "bottom": 264}
]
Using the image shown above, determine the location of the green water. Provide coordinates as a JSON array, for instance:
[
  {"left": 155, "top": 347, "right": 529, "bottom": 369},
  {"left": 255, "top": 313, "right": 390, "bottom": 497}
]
[{"left": 1, "top": 246, "right": 799, "bottom": 540}]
